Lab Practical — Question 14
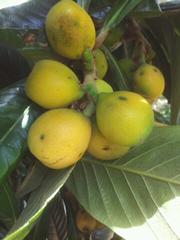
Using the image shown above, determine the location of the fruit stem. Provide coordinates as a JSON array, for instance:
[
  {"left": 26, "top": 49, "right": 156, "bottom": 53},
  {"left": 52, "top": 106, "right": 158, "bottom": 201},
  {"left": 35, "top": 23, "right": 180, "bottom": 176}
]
[
  {"left": 95, "top": 29, "right": 109, "bottom": 49},
  {"left": 82, "top": 48, "right": 98, "bottom": 102},
  {"left": 82, "top": 48, "right": 94, "bottom": 72},
  {"left": 139, "top": 50, "right": 146, "bottom": 65},
  {"left": 123, "top": 40, "right": 129, "bottom": 58},
  {"left": 83, "top": 101, "right": 96, "bottom": 118},
  {"left": 82, "top": 76, "right": 98, "bottom": 101}
]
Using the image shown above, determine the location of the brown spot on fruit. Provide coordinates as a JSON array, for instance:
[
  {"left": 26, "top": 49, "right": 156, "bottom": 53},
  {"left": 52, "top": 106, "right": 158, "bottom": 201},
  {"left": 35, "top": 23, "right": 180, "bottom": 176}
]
[
  {"left": 102, "top": 146, "right": 110, "bottom": 151},
  {"left": 153, "top": 68, "right": 158, "bottom": 72},
  {"left": 118, "top": 96, "right": 127, "bottom": 101},
  {"left": 40, "top": 134, "right": 45, "bottom": 140}
]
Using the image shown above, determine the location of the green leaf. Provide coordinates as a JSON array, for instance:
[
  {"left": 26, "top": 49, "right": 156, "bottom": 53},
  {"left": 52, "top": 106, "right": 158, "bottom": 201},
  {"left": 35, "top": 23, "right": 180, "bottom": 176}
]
[
  {"left": 101, "top": 0, "right": 143, "bottom": 32},
  {"left": 0, "top": 28, "right": 54, "bottom": 67},
  {"left": 16, "top": 161, "right": 48, "bottom": 198},
  {"left": 0, "top": 45, "right": 30, "bottom": 88},
  {"left": 0, "top": 181, "right": 18, "bottom": 228},
  {"left": 134, "top": 0, "right": 161, "bottom": 18},
  {"left": 0, "top": 29, "right": 24, "bottom": 48},
  {"left": 166, "top": 14, "right": 180, "bottom": 124},
  {"left": 144, "top": 14, "right": 180, "bottom": 124},
  {"left": 102, "top": 46, "right": 129, "bottom": 90},
  {"left": 5, "top": 167, "right": 73, "bottom": 240},
  {"left": 19, "top": 47, "right": 54, "bottom": 67},
  {"left": 0, "top": 81, "right": 40, "bottom": 183},
  {"left": 77, "top": 0, "right": 91, "bottom": 11},
  {"left": 141, "top": 21, "right": 171, "bottom": 100},
  {"left": 67, "top": 126, "right": 180, "bottom": 240},
  {"left": 29, "top": 204, "right": 52, "bottom": 240}
]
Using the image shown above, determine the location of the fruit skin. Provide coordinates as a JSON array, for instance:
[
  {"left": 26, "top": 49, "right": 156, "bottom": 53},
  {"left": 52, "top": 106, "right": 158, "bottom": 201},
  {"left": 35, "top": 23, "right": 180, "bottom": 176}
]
[
  {"left": 45, "top": 0, "right": 95, "bottom": 59},
  {"left": 93, "top": 49, "right": 108, "bottom": 79},
  {"left": 95, "top": 79, "right": 113, "bottom": 94},
  {"left": 133, "top": 64, "right": 165, "bottom": 101},
  {"left": 96, "top": 91, "right": 154, "bottom": 146},
  {"left": 76, "top": 209, "right": 97, "bottom": 233},
  {"left": 88, "top": 123, "right": 129, "bottom": 160},
  {"left": 25, "top": 60, "right": 83, "bottom": 109},
  {"left": 28, "top": 109, "right": 91, "bottom": 169}
]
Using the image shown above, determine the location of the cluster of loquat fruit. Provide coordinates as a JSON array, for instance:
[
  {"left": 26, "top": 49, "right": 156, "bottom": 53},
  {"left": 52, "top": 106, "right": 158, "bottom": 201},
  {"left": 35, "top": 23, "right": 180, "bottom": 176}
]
[{"left": 25, "top": 0, "right": 165, "bottom": 170}]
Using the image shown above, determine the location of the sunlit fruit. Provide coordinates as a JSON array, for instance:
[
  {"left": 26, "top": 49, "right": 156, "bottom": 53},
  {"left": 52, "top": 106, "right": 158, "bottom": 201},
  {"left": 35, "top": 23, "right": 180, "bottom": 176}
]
[
  {"left": 93, "top": 49, "right": 108, "bottom": 79},
  {"left": 96, "top": 91, "right": 154, "bottom": 146},
  {"left": 88, "top": 123, "right": 129, "bottom": 160},
  {"left": 25, "top": 60, "right": 83, "bottom": 109},
  {"left": 133, "top": 63, "right": 165, "bottom": 101},
  {"left": 96, "top": 79, "right": 113, "bottom": 94},
  {"left": 28, "top": 109, "right": 91, "bottom": 169},
  {"left": 45, "top": 0, "right": 96, "bottom": 59}
]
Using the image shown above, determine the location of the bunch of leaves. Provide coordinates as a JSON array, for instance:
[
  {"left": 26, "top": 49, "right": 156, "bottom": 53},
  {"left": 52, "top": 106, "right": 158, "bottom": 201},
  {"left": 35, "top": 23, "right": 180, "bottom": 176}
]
[{"left": 0, "top": 1, "right": 180, "bottom": 240}]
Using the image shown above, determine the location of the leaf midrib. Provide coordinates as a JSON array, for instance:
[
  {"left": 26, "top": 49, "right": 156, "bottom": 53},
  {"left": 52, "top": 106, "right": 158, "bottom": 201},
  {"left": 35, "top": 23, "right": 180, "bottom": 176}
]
[
  {"left": 0, "top": 105, "right": 30, "bottom": 144},
  {"left": 2, "top": 183, "right": 17, "bottom": 223},
  {"left": 83, "top": 159, "right": 180, "bottom": 186},
  {"left": 102, "top": 46, "right": 128, "bottom": 90},
  {"left": 103, "top": 0, "right": 129, "bottom": 30}
]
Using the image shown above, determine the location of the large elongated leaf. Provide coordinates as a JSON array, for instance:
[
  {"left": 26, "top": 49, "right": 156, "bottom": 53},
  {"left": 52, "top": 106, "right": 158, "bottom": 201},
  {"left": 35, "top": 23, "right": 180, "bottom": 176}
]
[
  {"left": 0, "top": 181, "right": 18, "bottom": 228},
  {"left": 0, "top": 28, "right": 54, "bottom": 67},
  {"left": 145, "top": 14, "right": 180, "bottom": 124},
  {"left": 67, "top": 126, "right": 180, "bottom": 240},
  {"left": 16, "top": 162, "right": 48, "bottom": 198},
  {"left": 0, "top": 44, "right": 30, "bottom": 88},
  {"left": 29, "top": 204, "right": 52, "bottom": 240},
  {"left": 0, "top": 81, "right": 40, "bottom": 183},
  {"left": 102, "top": 46, "right": 129, "bottom": 91},
  {"left": 5, "top": 167, "right": 73, "bottom": 240},
  {"left": 101, "top": 0, "right": 143, "bottom": 32},
  {"left": 135, "top": 0, "right": 161, "bottom": 18}
]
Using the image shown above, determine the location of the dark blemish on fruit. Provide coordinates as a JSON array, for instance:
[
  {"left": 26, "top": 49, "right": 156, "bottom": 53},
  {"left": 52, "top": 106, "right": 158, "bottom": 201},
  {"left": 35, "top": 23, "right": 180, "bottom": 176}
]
[
  {"left": 73, "top": 21, "right": 79, "bottom": 27},
  {"left": 40, "top": 134, "right": 45, "bottom": 140},
  {"left": 139, "top": 71, "right": 144, "bottom": 76},
  {"left": 153, "top": 68, "right": 158, "bottom": 72},
  {"left": 118, "top": 96, "right": 127, "bottom": 101},
  {"left": 102, "top": 146, "right": 110, "bottom": 151}
]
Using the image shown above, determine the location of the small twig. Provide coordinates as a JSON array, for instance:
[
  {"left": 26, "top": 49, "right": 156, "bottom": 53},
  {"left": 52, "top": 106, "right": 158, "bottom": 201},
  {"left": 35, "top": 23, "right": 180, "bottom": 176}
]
[
  {"left": 95, "top": 30, "right": 109, "bottom": 49},
  {"left": 82, "top": 48, "right": 98, "bottom": 102},
  {"left": 123, "top": 40, "right": 129, "bottom": 58}
]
